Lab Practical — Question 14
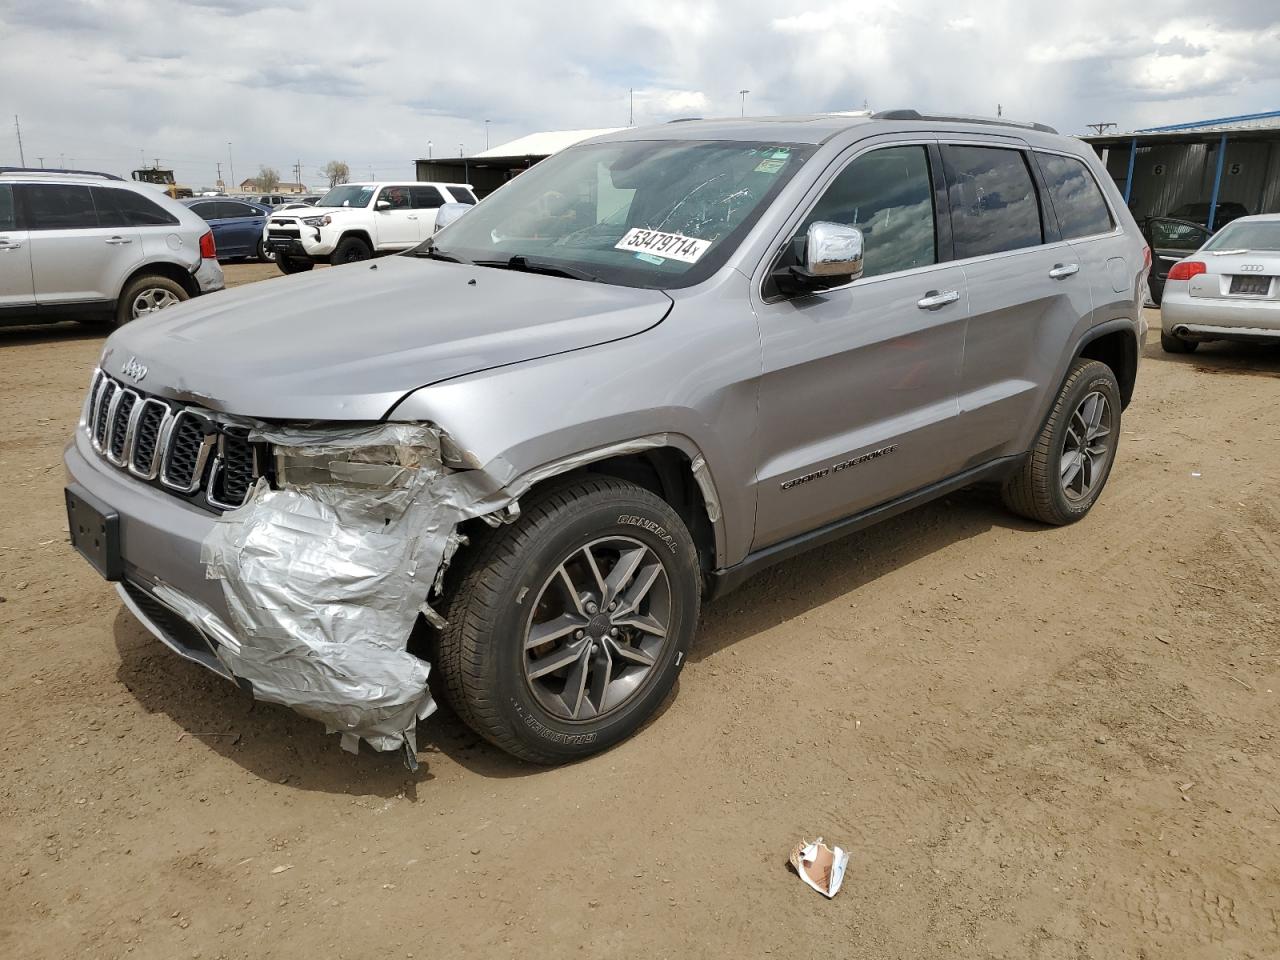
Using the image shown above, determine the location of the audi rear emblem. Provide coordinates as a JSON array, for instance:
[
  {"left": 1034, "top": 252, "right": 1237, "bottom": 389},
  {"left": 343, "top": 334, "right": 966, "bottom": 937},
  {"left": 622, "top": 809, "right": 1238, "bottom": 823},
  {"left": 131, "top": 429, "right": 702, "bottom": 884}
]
[
  {"left": 1240, "top": 264, "right": 1265, "bottom": 272},
  {"left": 120, "top": 356, "right": 148, "bottom": 383}
]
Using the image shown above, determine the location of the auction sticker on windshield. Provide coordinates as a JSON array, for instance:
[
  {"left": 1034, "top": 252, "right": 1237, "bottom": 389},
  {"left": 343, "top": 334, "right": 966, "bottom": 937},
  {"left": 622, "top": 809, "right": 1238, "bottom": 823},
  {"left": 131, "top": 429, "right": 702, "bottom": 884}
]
[{"left": 614, "top": 228, "right": 711, "bottom": 264}]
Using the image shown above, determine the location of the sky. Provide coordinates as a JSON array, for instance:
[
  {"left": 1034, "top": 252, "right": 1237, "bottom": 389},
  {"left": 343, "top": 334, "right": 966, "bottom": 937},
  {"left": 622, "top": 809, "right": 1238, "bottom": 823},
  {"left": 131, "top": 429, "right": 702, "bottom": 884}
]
[{"left": 2, "top": 0, "right": 1279, "bottom": 191}]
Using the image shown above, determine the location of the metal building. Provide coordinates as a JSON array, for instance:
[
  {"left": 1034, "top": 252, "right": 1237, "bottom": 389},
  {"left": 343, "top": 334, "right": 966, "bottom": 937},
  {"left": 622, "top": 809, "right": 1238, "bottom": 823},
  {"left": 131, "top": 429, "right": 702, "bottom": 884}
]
[
  {"left": 415, "top": 128, "right": 622, "bottom": 198},
  {"left": 1082, "top": 110, "right": 1280, "bottom": 230}
]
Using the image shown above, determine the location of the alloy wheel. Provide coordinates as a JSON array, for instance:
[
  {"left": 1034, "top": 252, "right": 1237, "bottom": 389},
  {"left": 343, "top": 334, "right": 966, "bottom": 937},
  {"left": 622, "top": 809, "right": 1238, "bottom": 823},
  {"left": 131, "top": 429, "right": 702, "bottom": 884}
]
[
  {"left": 522, "top": 536, "right": 672, "bottom": 722},
  {"left": 131, "top": 287, "right": 180, "bottom": 318},
  {"left": 1061, "top": 390, "right": 1113, "bottom": 502}
]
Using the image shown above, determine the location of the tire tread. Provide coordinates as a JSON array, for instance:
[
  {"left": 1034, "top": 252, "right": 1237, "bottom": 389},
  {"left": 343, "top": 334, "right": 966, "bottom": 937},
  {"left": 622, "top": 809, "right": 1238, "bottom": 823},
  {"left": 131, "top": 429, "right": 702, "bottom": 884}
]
[
  {"left": 1001, "top": 358, "right": 1117, "bottom": 525},
  {"left": 437, "top": 475, "right": 691, "bottom": 763}
]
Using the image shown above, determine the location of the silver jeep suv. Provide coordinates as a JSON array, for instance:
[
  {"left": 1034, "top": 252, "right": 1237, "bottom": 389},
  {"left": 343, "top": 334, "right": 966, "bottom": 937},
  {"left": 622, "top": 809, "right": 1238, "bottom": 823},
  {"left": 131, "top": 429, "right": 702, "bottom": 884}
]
[
  {"left": 0, "top": 168, "right": 224, "bottom": 328},
  {"left": 64, "top": 112, "right": 1147, "bottom": 766}
]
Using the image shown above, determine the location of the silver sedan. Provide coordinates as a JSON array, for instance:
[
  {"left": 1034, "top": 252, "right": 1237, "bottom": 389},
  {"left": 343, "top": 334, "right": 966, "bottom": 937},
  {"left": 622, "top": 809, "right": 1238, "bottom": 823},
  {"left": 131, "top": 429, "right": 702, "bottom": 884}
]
[{"left": 1160, "top": 214, "right": 1280, "bottom": 353}]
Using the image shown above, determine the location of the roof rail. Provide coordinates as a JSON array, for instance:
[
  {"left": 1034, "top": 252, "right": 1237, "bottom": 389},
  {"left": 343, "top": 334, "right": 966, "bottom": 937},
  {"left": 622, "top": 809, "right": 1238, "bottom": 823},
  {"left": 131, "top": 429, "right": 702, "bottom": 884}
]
[
  {"left": 0, "top": 166, "right": 125, "bottom": 181},
  {"left": 871, "top": 109, "right": 1058, "bottom": 135}
]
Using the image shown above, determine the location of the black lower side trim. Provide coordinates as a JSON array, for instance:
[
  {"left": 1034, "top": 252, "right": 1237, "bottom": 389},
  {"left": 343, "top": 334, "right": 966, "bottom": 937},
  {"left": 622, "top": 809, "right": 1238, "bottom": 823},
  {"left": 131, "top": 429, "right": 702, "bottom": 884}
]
[{"left": 706, "top": 455, "right": 1023, "bottom": 600}]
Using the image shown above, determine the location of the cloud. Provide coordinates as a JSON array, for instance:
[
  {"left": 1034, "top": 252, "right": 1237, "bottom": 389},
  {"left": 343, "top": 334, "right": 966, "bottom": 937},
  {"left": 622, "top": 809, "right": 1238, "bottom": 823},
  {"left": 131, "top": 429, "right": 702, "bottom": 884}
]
[{"left": 2, "top": 0, "right": 1280, "bottom": 191}]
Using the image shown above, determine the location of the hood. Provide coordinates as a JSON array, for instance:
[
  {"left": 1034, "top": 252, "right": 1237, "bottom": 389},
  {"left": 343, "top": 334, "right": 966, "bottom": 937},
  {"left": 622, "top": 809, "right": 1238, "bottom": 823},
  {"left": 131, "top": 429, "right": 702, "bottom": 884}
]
[
  {"left": 268, "top": 206, "right": 347, "bottom": 220},
  {"left": 101, "top": 255, "right": 672, "bottom": 420}
]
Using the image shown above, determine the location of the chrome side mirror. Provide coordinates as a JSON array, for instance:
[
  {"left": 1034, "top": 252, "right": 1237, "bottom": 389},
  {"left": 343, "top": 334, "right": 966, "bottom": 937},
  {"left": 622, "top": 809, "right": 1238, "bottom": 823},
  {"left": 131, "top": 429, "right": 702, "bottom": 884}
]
[
  {"left": 802, "top": 221, "right": 864, "bottom": 281},
  {"left": 433, "top": 201, "right": 471, "bottom": 234}
]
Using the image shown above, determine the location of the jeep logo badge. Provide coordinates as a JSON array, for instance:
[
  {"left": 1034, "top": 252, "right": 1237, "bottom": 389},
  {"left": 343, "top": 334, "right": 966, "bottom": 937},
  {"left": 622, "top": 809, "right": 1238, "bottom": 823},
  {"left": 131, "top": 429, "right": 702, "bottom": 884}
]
[{"left": 120, "top": 356, "right": 148, "bottom": 383}]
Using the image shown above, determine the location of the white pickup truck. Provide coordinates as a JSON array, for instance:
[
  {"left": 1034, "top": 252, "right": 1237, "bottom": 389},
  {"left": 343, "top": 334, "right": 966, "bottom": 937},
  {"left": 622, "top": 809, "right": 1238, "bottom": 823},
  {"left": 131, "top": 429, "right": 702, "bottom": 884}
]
[{"left": 263, "top": 181, "right": 477, "bottom": 273}]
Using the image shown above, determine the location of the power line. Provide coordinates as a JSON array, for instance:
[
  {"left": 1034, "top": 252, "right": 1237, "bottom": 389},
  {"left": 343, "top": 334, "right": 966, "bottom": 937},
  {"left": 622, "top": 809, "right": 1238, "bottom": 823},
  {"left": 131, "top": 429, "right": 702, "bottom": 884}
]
[{"left": 14, "top": 115, "right": 25, "bottom": 166}]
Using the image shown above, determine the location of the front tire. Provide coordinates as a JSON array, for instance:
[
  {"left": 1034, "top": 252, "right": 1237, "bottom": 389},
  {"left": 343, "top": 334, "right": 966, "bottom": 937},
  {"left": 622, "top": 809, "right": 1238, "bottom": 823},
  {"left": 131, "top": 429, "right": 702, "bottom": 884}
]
[
  {"left": 116, "top": 274, "right": 189, "bottom": 326},
  {"left": 1001, "top": 358, "right": 1121, "bottom": 526},
  {"left": 1160, "top": 330, "right": 1198, "bottom": 353},
  {"left": 437, "top": 476, "right": 701, "bottom": 764},
  {"left": 330, "top": 236, "right": 372, "bottom": 265},
  {"left": 257, "top": 239, "right": 276, "bottom": 263}
]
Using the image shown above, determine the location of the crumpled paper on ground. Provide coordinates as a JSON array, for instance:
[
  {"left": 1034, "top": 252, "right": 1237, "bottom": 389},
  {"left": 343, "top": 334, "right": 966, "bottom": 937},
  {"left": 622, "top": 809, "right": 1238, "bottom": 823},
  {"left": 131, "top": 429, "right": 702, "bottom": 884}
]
[{"left": 789, "top": 837, "right": 849, "bottom": 898}]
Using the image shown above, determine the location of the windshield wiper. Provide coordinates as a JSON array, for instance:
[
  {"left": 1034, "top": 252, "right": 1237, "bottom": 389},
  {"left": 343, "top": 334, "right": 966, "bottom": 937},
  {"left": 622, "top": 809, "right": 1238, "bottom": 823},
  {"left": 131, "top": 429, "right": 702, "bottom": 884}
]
[
  {"left": 475, "top": 255, "right": 603, "bottom": 283},
  {"left": 412, "top": 240, "right": 469, "bottom": 264}
]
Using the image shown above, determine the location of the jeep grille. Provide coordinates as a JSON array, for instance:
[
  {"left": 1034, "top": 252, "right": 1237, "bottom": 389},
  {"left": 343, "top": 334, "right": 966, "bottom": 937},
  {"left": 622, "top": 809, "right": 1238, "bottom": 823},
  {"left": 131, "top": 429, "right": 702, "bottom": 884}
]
[{"left": 85, "top": 369, "right": 265, "bottom": 512}]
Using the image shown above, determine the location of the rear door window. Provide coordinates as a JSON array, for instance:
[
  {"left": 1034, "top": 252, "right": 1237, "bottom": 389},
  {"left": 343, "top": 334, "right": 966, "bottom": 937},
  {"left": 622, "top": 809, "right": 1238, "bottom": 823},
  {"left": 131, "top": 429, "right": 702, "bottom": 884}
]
[
  {"left": 22, "top": 183, "right": 99, "bottom": 230},
  {"left": 410, "top": 186, "right": 445, "bottom": 209},
  {"left": 189, "top": 201, "right": 221, "bottom": 221},
  {"left": 1035, "top": 152, "right": 1114, "bottom": 239},
  {"left": 93, "top": 187, "right": 179, "bottom": 227},
  {"left": 941, "top": 145, "right": 1043, "bottom": 258},
  {"left": 447, "top": 187, "right": 477, "bottom": 205},
  {"left": 223, "top": 201, "right": 260, "bottom": 218},
  {"left": 785, "top": 144, "right": 937, "bottom": 280}
]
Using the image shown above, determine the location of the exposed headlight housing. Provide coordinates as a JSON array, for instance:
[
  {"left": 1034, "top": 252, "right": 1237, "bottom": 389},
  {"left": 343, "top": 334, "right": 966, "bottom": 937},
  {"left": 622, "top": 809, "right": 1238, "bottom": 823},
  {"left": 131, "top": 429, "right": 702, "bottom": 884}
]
[{"left": 302, "top": 214, "right": 331, "bottom": 227}]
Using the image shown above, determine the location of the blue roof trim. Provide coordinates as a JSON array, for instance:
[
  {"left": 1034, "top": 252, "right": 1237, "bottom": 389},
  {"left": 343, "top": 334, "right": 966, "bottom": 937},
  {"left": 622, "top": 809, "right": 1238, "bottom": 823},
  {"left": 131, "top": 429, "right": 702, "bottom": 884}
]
[{"left": 1137, "top": 109, "right": 1280, "bottom": 132}]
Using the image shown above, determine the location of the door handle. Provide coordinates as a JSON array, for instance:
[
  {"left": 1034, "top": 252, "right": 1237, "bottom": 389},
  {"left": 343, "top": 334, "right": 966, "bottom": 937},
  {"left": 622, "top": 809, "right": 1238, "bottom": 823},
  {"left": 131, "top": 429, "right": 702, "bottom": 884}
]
[
  {"left": 917, "top": 289, "right": 960, "bottom": 310},
  {"left": 407, "top": 214, "right": 418, "bottom": 220},
  {"left": 105, "top": 236, "right": 133, "bottom": 245},
  {"left": 0, "top": 239, "right": 22, "bottom": 250},
  {"left": 1049, "top": 262, "right": 1079, "bottom": 279}
]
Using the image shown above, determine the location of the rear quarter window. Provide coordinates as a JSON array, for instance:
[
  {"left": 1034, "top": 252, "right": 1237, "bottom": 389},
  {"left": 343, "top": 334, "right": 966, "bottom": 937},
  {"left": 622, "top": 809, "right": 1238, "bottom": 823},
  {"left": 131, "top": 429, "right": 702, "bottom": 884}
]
[
  {"left": 941, "top": 145, "right": 1043, "bottom": 258},
  {"left": 0, "top": 184, "right": 14, "bottom": 230},
  {"left": 1035, "top": 152, "right": 1114, "bottom": 239}
]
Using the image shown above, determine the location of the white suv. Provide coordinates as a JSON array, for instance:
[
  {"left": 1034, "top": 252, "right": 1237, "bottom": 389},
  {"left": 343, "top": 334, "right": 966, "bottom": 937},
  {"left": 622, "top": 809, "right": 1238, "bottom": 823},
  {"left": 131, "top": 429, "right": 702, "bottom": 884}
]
[
  {"left": 264, "top": 181, "right": 476, "bottom": 273},
  {"left": 0, "top": 168, "right": 225, "bottom": 327}
]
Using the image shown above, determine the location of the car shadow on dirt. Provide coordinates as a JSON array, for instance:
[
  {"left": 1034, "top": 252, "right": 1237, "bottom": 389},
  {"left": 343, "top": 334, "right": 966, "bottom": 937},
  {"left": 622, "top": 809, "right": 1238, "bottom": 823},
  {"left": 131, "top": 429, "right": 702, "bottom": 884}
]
[
  {"left": 110, "top": 608, "right": 551, "bottom": 794},
  {"left": 692, "top": 488, "right": 1038, "bottom": 664},
  {"left": 0, "top": 321, "right": 107, "bottom": 347},
  {"left": 108, "top": 488, "right": 1038, "bottom": 791},
  {"left": 1143, "top": 336, "right": 1280, "bottom": 377}
]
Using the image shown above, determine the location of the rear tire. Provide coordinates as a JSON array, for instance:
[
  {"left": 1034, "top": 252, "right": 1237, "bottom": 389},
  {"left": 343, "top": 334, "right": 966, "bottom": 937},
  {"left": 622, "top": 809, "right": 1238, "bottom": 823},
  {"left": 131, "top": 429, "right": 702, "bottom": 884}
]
[
  {"left": 277, "top": 256, "right": 314, "bottom": 275},
  {"left": 330, "top": 236, "right": 372, "bottom": 265},
  {"left": 437, "top": 476, "right": 700, "bottom": 764},
  {"left": 1001, "top": 358, "right": 1121, "bottom": 526},
  {"left": 1160, "top": 330, "right": 1198, "bottom": 353},
  {"left": 115, "top": 274, "right": 188, "bottom": 327}
]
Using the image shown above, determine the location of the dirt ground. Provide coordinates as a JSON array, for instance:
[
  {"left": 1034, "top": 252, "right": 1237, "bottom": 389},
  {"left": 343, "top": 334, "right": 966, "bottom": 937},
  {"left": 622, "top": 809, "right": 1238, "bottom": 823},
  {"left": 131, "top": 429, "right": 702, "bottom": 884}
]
[{"left": 2, "top": 264, "right": 1278, "bottom": 959}]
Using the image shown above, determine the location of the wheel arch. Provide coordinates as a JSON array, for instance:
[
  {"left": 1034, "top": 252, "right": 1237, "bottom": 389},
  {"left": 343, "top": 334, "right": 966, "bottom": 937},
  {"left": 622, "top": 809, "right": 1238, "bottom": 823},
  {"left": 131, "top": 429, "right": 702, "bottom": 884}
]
[
  {"left": 336, "top": 229, "right": 374, "bottom": 250},
  {"left": 455, "top": 437, "right": 727, "bottom": 585},
  {"left": 117, "top": 260, "right": 200, "bottom": 301},
  {"left": 1075, "top": 320, "right": 1139, "bottom": 408}
]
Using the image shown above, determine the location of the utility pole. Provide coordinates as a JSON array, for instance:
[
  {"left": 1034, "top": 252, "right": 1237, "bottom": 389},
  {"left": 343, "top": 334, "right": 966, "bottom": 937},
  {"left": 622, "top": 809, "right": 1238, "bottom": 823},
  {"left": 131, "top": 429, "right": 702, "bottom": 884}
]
[
  {"left": 227, "top": 142, "right": 235, "bottom": 191},
  {"left": 1086, "top": 122, "right": 1117, "bottom": 136},
  {"left": 485, "top": 119, "right": 490, "bottom": 149},
  {"left": 739, "top": 89, "right": 749, "bottom": 117},
  {"left": 428, "top": 140, "right": 433, "bottom": 161},
  {"left": 215, "top": 161, "right": 222, "bottom": 188},
  {"left": 35, "top": 156, "right": 44, "bottom": 168},
  {"left": 997, "top": 103, "right": 1003, "bottom": 118},
  {"left": 293, "top": 159, "right": 302, "bottom": 192},
  {"left": 14, "top": 115, "right": 25, "bottom": 166},
  {"left": 629, "top": 89, "right": 634, "bottom": 126}
]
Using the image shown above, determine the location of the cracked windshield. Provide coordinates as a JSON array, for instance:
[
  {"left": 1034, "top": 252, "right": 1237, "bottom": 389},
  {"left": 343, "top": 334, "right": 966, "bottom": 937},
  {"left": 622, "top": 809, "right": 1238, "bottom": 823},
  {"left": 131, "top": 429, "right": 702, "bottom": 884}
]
[{"left": 425, "top": 139, "right": 814, "bottom": 287}]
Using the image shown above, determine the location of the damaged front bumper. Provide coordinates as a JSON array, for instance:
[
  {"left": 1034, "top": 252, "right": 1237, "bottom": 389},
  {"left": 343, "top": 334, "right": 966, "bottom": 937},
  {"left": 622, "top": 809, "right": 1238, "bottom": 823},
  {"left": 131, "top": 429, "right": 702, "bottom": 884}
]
[
  {"left": 67, "top": 399, "right": 677, "bottom": 762},
  {"left": 64, "top": 421, "right": 471, "bottom": 761}
]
